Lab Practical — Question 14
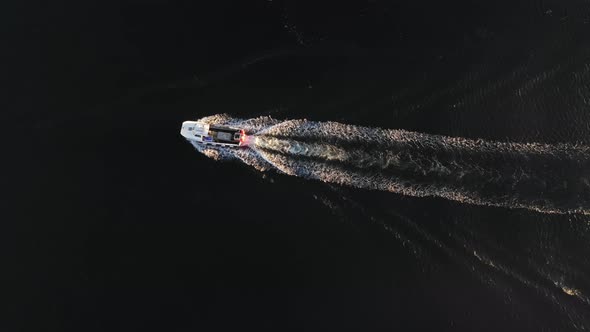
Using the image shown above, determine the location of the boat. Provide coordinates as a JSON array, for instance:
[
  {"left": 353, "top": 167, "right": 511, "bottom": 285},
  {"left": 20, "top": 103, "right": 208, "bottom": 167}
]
[{"left": 180, "top": 121, "right": 249, "bottom": 147}]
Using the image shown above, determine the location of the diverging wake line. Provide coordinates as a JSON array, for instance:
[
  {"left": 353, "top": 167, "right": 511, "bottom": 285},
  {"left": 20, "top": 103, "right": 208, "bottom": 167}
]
[{"left": 190, "top": 114, "right": 590, "bottom": 214}]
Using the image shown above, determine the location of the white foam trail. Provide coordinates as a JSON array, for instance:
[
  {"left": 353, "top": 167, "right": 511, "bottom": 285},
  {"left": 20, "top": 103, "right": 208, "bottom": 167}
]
[{"left": 187, "top": 114, "right": 590, "bottom": 214}]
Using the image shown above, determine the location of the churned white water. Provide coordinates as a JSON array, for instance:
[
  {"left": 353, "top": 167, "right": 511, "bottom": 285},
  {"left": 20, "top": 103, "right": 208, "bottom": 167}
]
[{"left": 188, "top": 114, "right": 590, "bottom": 215}]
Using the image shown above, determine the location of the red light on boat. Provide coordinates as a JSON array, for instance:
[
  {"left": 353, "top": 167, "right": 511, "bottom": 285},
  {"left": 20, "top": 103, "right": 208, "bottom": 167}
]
[{"left": 239, "top": 130, "right": 247, "bottom": 144}]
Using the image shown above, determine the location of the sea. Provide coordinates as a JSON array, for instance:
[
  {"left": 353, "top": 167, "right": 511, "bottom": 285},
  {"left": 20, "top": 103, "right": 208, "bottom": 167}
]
[{"left": 9, "top": 0, "right": 590, "bottom": 331}]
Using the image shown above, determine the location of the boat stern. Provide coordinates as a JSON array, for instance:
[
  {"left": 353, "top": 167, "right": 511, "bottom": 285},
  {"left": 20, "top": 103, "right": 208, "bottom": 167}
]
[{"left": 238, "top": 130, "right": 251, "bottom": 146}]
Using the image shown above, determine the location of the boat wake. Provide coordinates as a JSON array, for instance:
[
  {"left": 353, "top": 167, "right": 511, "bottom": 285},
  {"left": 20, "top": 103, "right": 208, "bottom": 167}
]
[{"left": 189, "top": 114, "right": 590, "bottom": 214}]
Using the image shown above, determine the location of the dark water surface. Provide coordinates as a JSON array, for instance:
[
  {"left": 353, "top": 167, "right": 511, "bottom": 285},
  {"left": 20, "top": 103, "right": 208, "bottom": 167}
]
[{"left": 9, "top": 0, "right": 590, "bottom": 331}]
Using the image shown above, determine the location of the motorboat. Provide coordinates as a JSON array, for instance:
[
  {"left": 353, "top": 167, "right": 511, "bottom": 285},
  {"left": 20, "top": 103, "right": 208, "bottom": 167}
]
[{"left": 180, "top": 121, "right": 248, "bottom": 147}]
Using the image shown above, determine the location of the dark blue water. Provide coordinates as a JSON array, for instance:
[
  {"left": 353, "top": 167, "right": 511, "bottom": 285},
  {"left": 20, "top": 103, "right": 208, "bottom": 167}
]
[{"left": 9, "top": 0, "right": 590, "bottom": 331}]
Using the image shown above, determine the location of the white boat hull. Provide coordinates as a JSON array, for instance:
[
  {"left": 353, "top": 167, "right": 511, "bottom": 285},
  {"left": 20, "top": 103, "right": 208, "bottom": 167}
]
[{"left": 180, "top": 121, "right": 248, "bottom": 147}]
